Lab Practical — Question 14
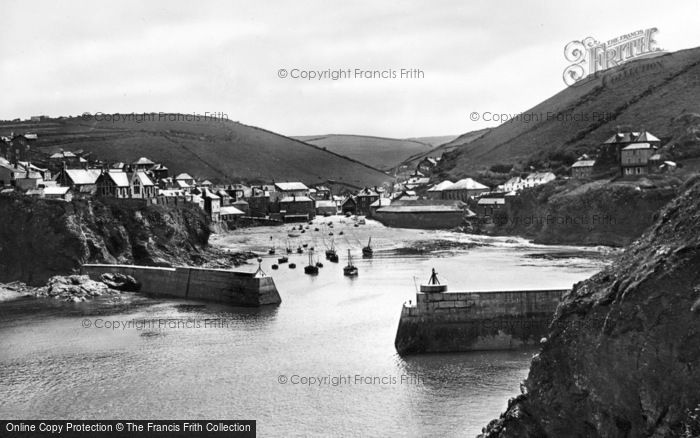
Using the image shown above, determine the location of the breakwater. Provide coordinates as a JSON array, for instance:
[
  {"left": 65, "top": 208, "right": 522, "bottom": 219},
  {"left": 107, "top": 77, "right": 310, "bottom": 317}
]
[
  {"left": 81, "top": 264, "right": 281, "bottom": 306},
  {"left": 395, "top": 285, "right": 567, "bottom": 354}
]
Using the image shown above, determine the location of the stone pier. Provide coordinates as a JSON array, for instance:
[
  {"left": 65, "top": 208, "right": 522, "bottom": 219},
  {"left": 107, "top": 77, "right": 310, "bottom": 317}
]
[
  {"left": 395, "top": 284, "right": 567, "bottom": 354},
  {"left": 81, "top": 264, "right": 281, "bottom": 307}
]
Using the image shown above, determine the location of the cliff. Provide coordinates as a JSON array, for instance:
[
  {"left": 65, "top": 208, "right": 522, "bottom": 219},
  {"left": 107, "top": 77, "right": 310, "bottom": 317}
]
[
  {"left": 473, "top": 178, "right": 679, "bottom": 246},
  {"left": 479, "top": 176, "right": 700, "bottom": 437},
  {"left": 0, "top": 194, "right": 210, "bottom": 285}
]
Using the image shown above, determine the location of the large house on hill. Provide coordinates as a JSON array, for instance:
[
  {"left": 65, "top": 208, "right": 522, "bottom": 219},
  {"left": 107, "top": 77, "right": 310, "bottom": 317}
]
[
  {"left": 441, "top": 178, "right": 489, "bottom": 201},
  {"left": 620, "top": 143, "right": 658, "bottom": 176}
]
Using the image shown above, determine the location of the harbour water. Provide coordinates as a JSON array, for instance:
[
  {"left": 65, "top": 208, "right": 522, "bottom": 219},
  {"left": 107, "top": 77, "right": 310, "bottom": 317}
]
[{"left": 0, "top": 218, "right": 612, "bottom": 437}]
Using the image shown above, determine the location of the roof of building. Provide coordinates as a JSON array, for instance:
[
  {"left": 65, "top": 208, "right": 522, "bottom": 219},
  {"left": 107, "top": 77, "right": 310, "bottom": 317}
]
[
  {"left": 477, "top": 198, "right": 505, "bottom": 205},
  {"left": 649, "top": 153, "right": 662, "bottom": 161},
  {"left": 571, "top": 160, "right": 596, "bottom": 168},
  {"left": 64, "top": 169, "right": 100, "bottom": 185},
  {"left": 357, "top": 188, "right": 379, "bottom": 197},
  {"left": 132, "top": 157, "right": 155, "bottom": 166},
  {"left": 445, "top": 178, "right": 489, "bottom": 190},
  {"left": 232, "top": 200, "right": 249, "bottom": 206},
  {"left": 604, "top": 131, "right": 661, "bottom": 144},
  {"left": 202, "top": 189, "right": 220, "bottom": 199},
  {"left": 151, "top": 163, "right": 168, "bottom": 170},
  {"left": 525, "top": 172, "right": 556, "bottom": 180},
  {"left": 370, "top": 198, "right": 392, "bottom": 208},
  {"left": 622, "top": 142, "right": 654, "bottom": 151},
  {"left": 175, "top": 173, "right": 194, "bottom": 181},
  {"left": 220, "top": 206, "right": 245, "bottom": 216},
  {"left": 280, "top": 196, "right": 313, "bottom": 203},
  {"left": 427, "top": 180, "right": 454, "bottom": 192},
  {"left": 43, "top": 186, "right": 71, "bottom": 195},
  {"left": 176, "top": 180, "right": 191, "bottom": 188},
  {"left": 104, "top": 171, "right": 130, "bottom": 187},
  {"left": 275, "top": 182, "right": 308, "bottom": 191},
  {"left": 201, "top": 180, "right": 213, "bottom": 186},
  {"left": 133, "top": 171, "right": 154, "bottom": 186},
  {"left": 377, "top": 204, "right": 465, "bottom": 213},
  {"left": 315, "top": 200, "right": 336, "bottom": 208},
  {"left": 49, "top": 151, "right": 77, "bottom": 159}
]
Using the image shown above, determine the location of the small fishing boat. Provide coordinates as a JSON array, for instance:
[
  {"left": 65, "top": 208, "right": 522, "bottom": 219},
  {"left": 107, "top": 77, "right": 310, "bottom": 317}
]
[
  {"left": 325, "top": 241, "right": 339, "bottom": 263},
  {"left": 278, "top": 256, "right": 288, "bottom": 264},
  {"left": 302, "top": 243, "right": 308, "bottom": 248},
  {"left": 316, "top": 261, "right": 324, "bottom": 268},
  {"left": 343, "top": 249, "right": 358, "bottom": 276},
  {"left": 304, "top": 250, "right": 319, "bottom": 275},
  {"left": 272, "top": 264, "right": 279, "bottom": 270},
  {"left": 268, "top": 238, "right": 276, "bottom": 255},
  {"left": 329, "top": 232, "right": 334, "bottom": 236},
  {"left": 358, "top": 218, "right": 366, "bottom": 225},
  {"left": 289, "top": 263, "right": 296, "bottom": 269},
  {"left": 288, "top": 233, "right": 300, "bottom": 238},
  {"left": 339, "top": 231, "right": 344, "bottom": 235},
  {"left": 286, "top": 240, "right": 293, "bottom": 254},
  {"left": 314, "top": 228, "right": 319, "bottom": 231},
  {"left": 362, "top": 237, "right": 373, "bottom": 258},
  {"left": 296, "top": 246, "right": 303, "bottom": 254}
]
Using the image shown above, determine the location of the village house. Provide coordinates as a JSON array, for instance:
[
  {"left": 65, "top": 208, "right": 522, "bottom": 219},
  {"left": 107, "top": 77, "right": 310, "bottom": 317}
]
[
  {"left": 476, "top": 197, "right": 506, "bottom": 217},
  {"left": 0, "top": 159, "right": 26, "bottom": 186},
  {"left": 315, "top": 199, "right": 337, "bottom": 216},
  {"left": 279, "top": 194, "right": 315, "bottom": 221},
  {"left": 355, "top": 187, "right": 380, "bottom": 215},
  {"left": 174, "top": 173, "right": 195, "bottom": 190},
  {"left": 341, "top": 196, "right": 357, "bottom": 215},
  {"left": 416, "top": 157, "right": 440, "bottom": 175},
  {"left": 571, "top": 159, "right": 596, "bottom": 179},
  {"left": 96, "top": 170, "right": 130, "bottom": 198},
  {"left": 311, "top": 185, "right": 332, "bottom": 200},
  {"left": 49, "top": 150, "right": 85, "bottom": 168},
  {"left": 499, "top": 176, "right": 525, "bottom": 192},
  {"left": 220, "top": 205, "right": 245, "bottom": 221},
  {"left": 150, "top": 163, "right": 169, "bottom": 180},
  {"left": 0, "top": 134, "right": 34, "bottom": 163},
  {"left": 405, "top": 175, "right": 431, "bottom": 190},
  {"left": 56, "top": 167, "right": 101, "bottom": 194},
  {"left": 231, "top": 199, "right": 250, "bottom": 215},
  {"left": 131, "top": 157, "right": 156, "bottom": 171},
  {"left": 603, "top": 130, "right": 661, "bottom": 163},
  {"left": 216, "top": 189, "right": 232, "bottom": 206},
  {"left": 620, "top": 143, "right": 657, "bottom": 176},
  {"left": 201, "top": 189, "right": 221, "bottom": 221},
  {"left": 426, "top": 180, "right": 454, "bottom": 199},
  {"left": 523, "top": 172, "right": 556, "bottom": 188},
  {"left": 272, "top": 182, "right": 309, "bottom": 202},
  {"left": 441, "top": 178, "right": 489, "bottom": 201},
  {"left": 130, "top": 171, "right": 158, "bottom": 198}
]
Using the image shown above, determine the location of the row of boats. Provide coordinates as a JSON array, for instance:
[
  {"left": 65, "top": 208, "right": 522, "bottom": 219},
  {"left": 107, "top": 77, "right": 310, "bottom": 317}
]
[{"left": 269, "top": 237, "right": 373, "bottom": 277}]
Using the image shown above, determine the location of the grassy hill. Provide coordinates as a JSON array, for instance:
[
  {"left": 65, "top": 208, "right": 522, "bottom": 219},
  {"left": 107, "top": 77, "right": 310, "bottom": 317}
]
[
  {"left": 0, "top": 116, "right": 392, "bottom": 188},
  {"left": 399, "top": 128, "right": 490, "bottom": 168},
  {"left": 293, "top": 134, "right": 436, "bottom": 170},
  {"left": 439, "top": 46, "right": 700, "bottom": 179}
]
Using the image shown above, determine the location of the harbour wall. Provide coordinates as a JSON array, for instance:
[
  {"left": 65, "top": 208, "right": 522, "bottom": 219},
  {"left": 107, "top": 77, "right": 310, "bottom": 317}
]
[
  {"left": 81, "top": 264, "right": 281, "bottom": 307},
  {"left": 373, "top": 210, "right": 464, "bottom": 229},
  {"left": 395, "top": 289, "right": 567, "bottom": 353}
]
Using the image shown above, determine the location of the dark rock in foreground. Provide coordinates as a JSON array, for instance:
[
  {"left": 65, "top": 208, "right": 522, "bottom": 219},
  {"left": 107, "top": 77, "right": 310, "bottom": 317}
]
[{"left": 479, "top": 176, "right": 700, "bottom": 437}]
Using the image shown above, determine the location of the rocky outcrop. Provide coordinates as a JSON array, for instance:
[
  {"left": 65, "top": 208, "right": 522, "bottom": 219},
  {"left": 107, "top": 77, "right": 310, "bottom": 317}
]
[
  {"left": 0, "top": 194, "right": 210, "bottom": 285},
  {"left": 479, "top": 176, "right": 700, "bottom": 437},
  {"left": 472, "top": 179, "right": 678, "bottom": 246}
]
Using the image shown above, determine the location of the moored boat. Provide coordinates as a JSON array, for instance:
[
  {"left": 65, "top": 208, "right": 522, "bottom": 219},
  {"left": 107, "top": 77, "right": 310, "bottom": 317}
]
[{"left": 343, "top": 249, "right": 358, "bottom": 276}]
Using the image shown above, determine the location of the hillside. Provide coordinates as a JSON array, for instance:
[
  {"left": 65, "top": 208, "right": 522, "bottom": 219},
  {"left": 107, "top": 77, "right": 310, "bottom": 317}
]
[
  {"left": 480, "top": 175, "right": 700, "bottom": 437},
  {"left": 293, "top": 134, "right": 435, "bottom": 170},
  {"left": 440, "top": 46, "right": 700, "bottom": 179},
  {"left": 0, "top": 116, "right": 392, "bottom": 187},
  {"left": 400, "top": 128, "right": 490, "bottom": 168}
]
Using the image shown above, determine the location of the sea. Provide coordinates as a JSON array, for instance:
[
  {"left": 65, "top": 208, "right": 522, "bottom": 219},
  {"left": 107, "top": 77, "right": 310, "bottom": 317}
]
[{"left": 0, "top": 216, "right": 613, "bottom": 437}]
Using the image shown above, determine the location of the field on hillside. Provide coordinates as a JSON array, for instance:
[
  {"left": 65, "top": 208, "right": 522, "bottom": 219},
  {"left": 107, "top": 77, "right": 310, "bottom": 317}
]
[
  {"left": 0, "top": 116, "right": 392, "bottom": 187},
  {"left": 294, "top": 134, "right": 434, "bottom": 170}
]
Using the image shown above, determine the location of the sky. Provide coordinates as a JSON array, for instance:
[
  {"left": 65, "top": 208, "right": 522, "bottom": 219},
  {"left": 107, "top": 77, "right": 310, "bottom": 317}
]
[{"left": 2, "top": 0, "right": 699, "bottom": 138}]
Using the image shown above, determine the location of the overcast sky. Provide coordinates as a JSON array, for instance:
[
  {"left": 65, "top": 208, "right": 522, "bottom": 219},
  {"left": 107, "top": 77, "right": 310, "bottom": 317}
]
[{"left": 2, "top": 0, "right": 699, "bottom": 138}]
